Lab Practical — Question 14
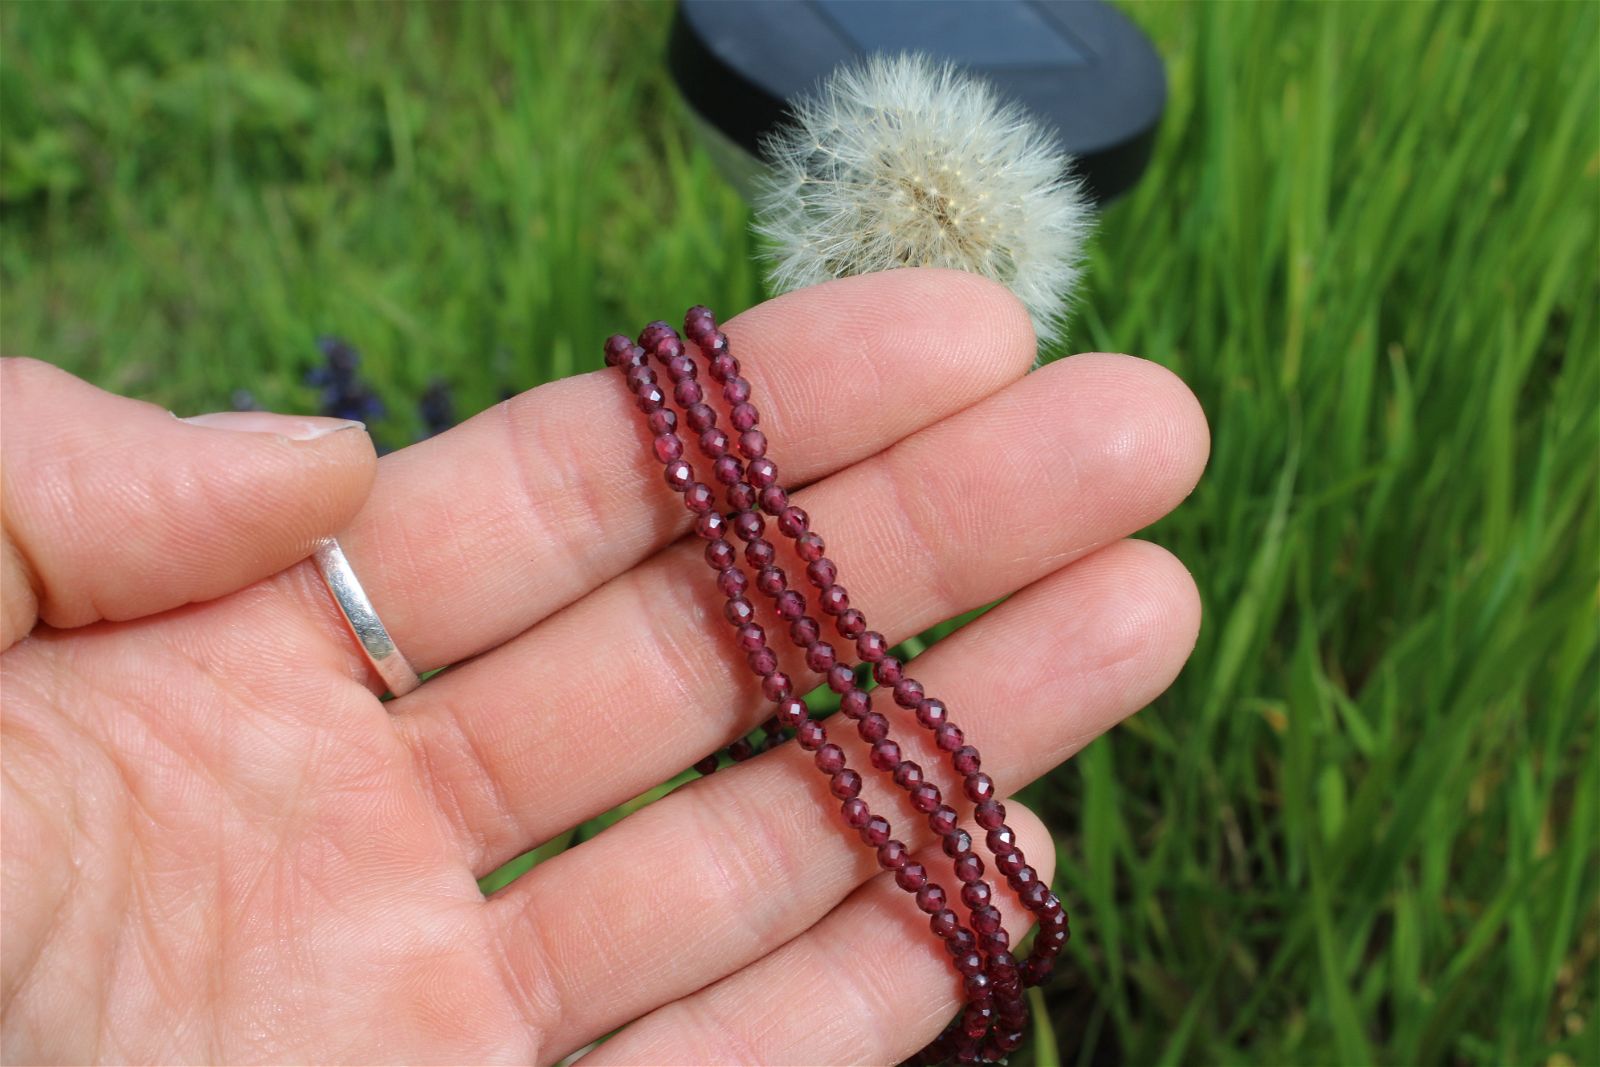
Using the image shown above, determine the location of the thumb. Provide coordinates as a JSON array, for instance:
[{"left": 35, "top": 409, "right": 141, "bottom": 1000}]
[{"left": 1, "top": 358, "right": 378, "bottom": 650}]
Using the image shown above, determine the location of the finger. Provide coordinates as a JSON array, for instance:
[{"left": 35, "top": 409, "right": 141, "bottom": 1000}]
[
  {"left": 400, "top": 353, "right": 1207, "bottom": 868},
  {"left": 0, "top": 359, "right": 376, "bottom": 651},
  {"left": 581, "top": 807, "right": 1058, "bottom": 1067},
  {"left": 279, "top": 268, "right": 1036, "bottom": 673},
  {"left": 485, "top": 540, "right": 1200, "bottom": 1057}
]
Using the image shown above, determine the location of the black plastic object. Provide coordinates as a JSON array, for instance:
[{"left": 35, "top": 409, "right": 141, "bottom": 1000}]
[{"left": 669, "top": 0, "right": 1165, "bottom": 204}]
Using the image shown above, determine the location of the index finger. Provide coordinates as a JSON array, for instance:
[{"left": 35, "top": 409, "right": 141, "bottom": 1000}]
[{"left": 281, "top": 268, "right": 1037, "bottom": 674}]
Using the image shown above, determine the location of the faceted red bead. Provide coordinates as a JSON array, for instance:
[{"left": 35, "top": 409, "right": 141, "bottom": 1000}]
[
  {"left": 740, "top": 429, "right": 768, "bottom": 459},
  {"left": 869, "top": 739, "right": 902, "bottom": 771},
  {"left": 732, "top": 510, "right": 764, "bottom": 542},
  {"left": 928, "top": 805, "right": 959, "bottom": 837},
  {"left": 856, "top": 630, "right": 889, "bottom": 662},
  {"left": 724, "top": 597, "right": 755, "bottom": 626},
  {"left": 748, "top": 457, "right": 778, "bottom": 488},
  {"left": 663, "top": 459, "right": 693, "bottom": 491},
  {"left": 719, "top": 568, "right": 749, "bottom": 598},
  {"left": 728, "top": 738, "right": 754, "bottom": 762},
  {"left": 667, "top": 353, "right": 698, "bottom": 381},
  {"left": 840, "top": 797, "right": 870, "bottom": 828},
  {"left": 964, "top": 973, "right": 992, "bottom": 999},
  {"left": 761, "top": 672, "right": 792, "bottom": 701},
  {"left": 960, "top": 881, "right": 991, "bottom": 909},
  {"left": 872, "top": 657, "right": 903, "bottom": 686},
  {"left": 730, "top": 402, "right": 759, "bottom": 432},
  {"left": 709, "top": 353, "right": 738, "bottom": 382},
  {"left": 1019, "top": 880, "right": 1050, "bottom": 910},
  {"left": 982, "top": 931, "right": 1011, "bottom": 956},
  {"left": 954, "top": 951, "right": 984, "bottom": 977},
  {"left": 755, "top": 566, "right": 787, "bottom": 596},
  {"left": 1021, "top": 955, "right": 1054, "bottom": 987},
  {"left": 946, "top": 928, "right": 977, "bottom": 956},
  {"left": 986, "top": 825, "right": 1017, "bottom": 853},
  {"left": 996, "top": 849, "right": 1025, "bottom": 877},
  {"left": 930, "top": 909, "right": 960, "bottom": 939},
  {"left": 1009, "top": 865, "right": 1039, "bottom": 893},
  {"left": 814, "top": 743, "right": 846, "bottom": 774},
  {"left": 830, "top": 769, "right": 862, "bottom": 799},
  {"left": 684, "top": 482, "right": 716, "bottom": 514},
  {"left": 894, "top": 862, "right": 928, "bottom": 892},
  {"left": 952, "top": 746, "right": 981, "bottom": 775},
  {"left": 775, "top": 697, "right": 808, "bottom": 729},
  {"left": 693, "top": 753, "right": 719, "bottom": 776},
  {"left": 626, "top": 363, "right": 657, "bottom": 391},
  {"left": 735, "top": 622, "right": 765, "bottom": 651},
  {"left": 685, "top": 403, "right": 716, "bottom": 432},
  {"left": 673, "top": 379, "right": 703, "bottom": 407},
  {"left": 916, "top": 698, "right": 948, "bottom": 728},
  {"left": 974, "top": 800, "right": 1006, "bottom": 830},
  {"left": 604, "top": 334, "right": 634, "bottom": 366},
  {"left": 893, "top": 760, "right": 924, "bottom": 789},
  {"left": 935, "top": 722, "right": 965, "bottom": 752},
  {"left": 943, "top": 828, "right": 973, "bottom": 858},
  {"left": 699, "top": 427, "right": 730, "bottom": 456},
  {"left": 971, "top": 905, "right": 1002, "bottom": 935},
  {"left": 795, "top": 532, "right": 826, "bottom": 561},
  {"left": 747, "top": 647, "right": 778, "bottom": 676},
  {"left": 647, "top": 408, "right": 677, "bottom": 435},
  {"left": 819, "top": 585, "right": 849, "bottom": 616},
  {"left": 706, "top": 539, "right": 736, "bottom": 569},
  {"left": 729, "top": 482, "right": 758, "bottom": 513},
  {"left": 860, "top": 816, "right": 891, "bottom": 846},
  {"left": 1037, "top": 926, "right": 1068, "bottom": 957},
  {"left": 910, "top": 783, "right": 942, "bottom": 813},
  {"left": 955, "top": 853, "right": 985, "bottom": 883},
  {"left": 796, "top": 720, "right": 825, "bottom": 750},
  {"left": 858, "top": 712, "right": 891, "bottom": 743},
  {"left": 758, "top": 484, "right": 787, "bottom": 513},
  {"left": 826, "top": 663, "right": 855, "bottom": 693},
  {"left": 745, "top": 539, "right": 776, "bottom": 568},
  {"left": 789, "top": 617, "right": 821, "bottom": 646},
  {"left": 961, "top": 1003, "right": 994, "bottom": 1039},
  {"left": 712, "top": 455, "right": 742, "bottom": 485},
  {"left": 893, "top": 677, "right": 925, "bottom": 708},
  {"left": 840, "top": 688, "right": 871, "bottom": 718},
  {"left": 804, "top": 642, "right": 836, "bottom": 673},
  {"left": 877, "top": 839, "right": 909, "bottom": 870},
  {"left": 774, "top": 590, "right": 805, "bottom": 620},
  {"left": 636, "top": 384, "right": 667, "bottom": 413},
  {"left": 777, "top": 506, "right": 809, "bottom": 537},
  {"left": 837, "top": 608, "right": 867, "bottom": 638},
  {"left": 695, "top": 512, "right": 726, "bottom": 540},
  {"left": 964, "top": 772, "right": 996, "bottom": 804},
  {"left": 723, "top": 377, "right": 752, "bottom": 405},
  {"left": 917, "top": 883, "right": 948, "bottom": 913}
]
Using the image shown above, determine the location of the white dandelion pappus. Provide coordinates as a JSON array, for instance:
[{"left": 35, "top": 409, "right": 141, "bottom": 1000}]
[{"left": 754, "top": 53, "right": 1094, "bottom": 346}]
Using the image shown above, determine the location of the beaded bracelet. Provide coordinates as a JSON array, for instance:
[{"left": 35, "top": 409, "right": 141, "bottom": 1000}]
[{"left": 603, "top": 310, "right": 1069, "bottom": 1064}]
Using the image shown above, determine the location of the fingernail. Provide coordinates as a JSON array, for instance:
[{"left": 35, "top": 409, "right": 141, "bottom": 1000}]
[{"left": 179, "top": 411, "right": 366, "bottom": 441}]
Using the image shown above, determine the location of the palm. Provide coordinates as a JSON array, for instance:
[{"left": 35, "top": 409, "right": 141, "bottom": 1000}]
[{"left": 2, "top": 272, "right": 1207, "bottom": 1065}]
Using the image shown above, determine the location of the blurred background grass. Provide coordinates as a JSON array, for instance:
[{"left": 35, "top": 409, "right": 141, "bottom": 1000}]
[{"left": 2, "top": 2, "right": 1596, "bottom": 1064}]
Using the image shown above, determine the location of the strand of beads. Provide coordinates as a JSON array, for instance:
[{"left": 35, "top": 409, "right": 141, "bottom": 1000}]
[
  {"left": 679, "top": 306, "right": 1069, "bottom": 1063},
  {"left": 605, "top": 330, "right": 980, "bottom": 1017},
  {"left": 656, "top": 316, "right": 1020, "bottom": 1056}
]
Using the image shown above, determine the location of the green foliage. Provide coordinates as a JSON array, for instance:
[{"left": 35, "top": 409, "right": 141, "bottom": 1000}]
[{"left": 3, "top": 2, "right": 1595, "bottom": 1064}]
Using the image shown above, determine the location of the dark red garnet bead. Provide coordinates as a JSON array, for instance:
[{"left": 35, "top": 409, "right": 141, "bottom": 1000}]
[
  {"left": 952, "top": 747, "right": 982, "bottom": 775},
  {"left": 872, "top": 657, "right": 903, "bottom": 686},
  {"left": 943, "top": 828, "right": 973, "bottom": 858},
  {"left": 893, "top": 760, "right": 924, "bottom": 789},
  {"left": 877, "top": 839, "right": 909, "bottom": 870},
  {"left": 917, "top": 884, "right": 948, "bottom": 913},
  {"left": 894, "top": 863, "right": 928, "bottom": 892},
  {"left": 826, "top": 663, "right": 855, "bottom": 693},
  {"left": 805, "top": 642, "right": 837, "bottom": 673},
  {"left": 964, "top": 773, "right": 996, "bottom": 804},
  {"left": 795, "top": 532, "right": 826, "bottom": 562},
  {"left": 830, "top": 769, "right": 862, "bottom": 799},
  {"left": 869, "top": 739, "right": 902, "bottom": 771},
  {"left": 916, "top": 698, "right": 948, "bottom": 728},
  {"left": 790, "top": 616, "right": 821, "bottom": 646},
  {"left": 974, "top": 801, "right": 1006, "bottom": 830},
  {"left": 856, "top": 630, "right": 889, "bottom": 662},
  {"left": 795, "top": 720, "right": 825, "bottom": 751},
  {"left": 836, "top": 609, "right": 867, "bottom": 638},
  {"left": 858, "top": 712, "right": 891, "bottom": 743},
  {"left": 646, "top": 408, "right": 677, "bottom": 436},
  {"left": 840, "top": 797, "right": 870, "bottom": 829},
  {"left": 860, "top": 816, "right": 891, "bottom": 847},
  {"left": 705, "top": 539, "right": 736, "bottom": 569},
  {"left": 759, "top": 483, "right": 787, "bottom": 513}
]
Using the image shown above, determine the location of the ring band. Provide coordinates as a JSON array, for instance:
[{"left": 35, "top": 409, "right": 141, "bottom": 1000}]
[{"left": 313, "top": 538, "right": 421, "bottom": 698}]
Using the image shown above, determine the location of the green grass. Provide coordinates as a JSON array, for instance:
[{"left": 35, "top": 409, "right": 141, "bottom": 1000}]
[{"left": 3, "top": 2, "right": 1596, "bottom": 1064}]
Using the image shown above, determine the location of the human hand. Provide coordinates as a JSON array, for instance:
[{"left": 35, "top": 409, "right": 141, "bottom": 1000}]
[{"left": 1, "top": 269, "right": 1207, "bottom": 1065}]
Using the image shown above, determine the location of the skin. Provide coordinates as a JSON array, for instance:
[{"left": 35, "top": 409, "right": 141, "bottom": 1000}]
[{"left": 0, "top": 269, "right": 1208, "bottom": 1065}]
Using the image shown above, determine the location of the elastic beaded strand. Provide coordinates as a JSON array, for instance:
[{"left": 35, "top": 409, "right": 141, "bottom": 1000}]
[
  {"left": 614, "top": 328, "right": 979, "bottom": 980},
  {"left": 679, "top": 312, "right": 1035, "bottom": 1055}
]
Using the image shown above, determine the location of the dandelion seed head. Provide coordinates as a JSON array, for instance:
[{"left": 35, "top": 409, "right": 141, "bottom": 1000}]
[{"left": 754, "top": 53, "right": 1093, "bottom": 346}]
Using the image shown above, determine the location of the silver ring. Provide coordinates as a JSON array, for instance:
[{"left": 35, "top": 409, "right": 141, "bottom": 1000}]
[{"left": 313, "top": 538, "right": 421, "bottom": 698}]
